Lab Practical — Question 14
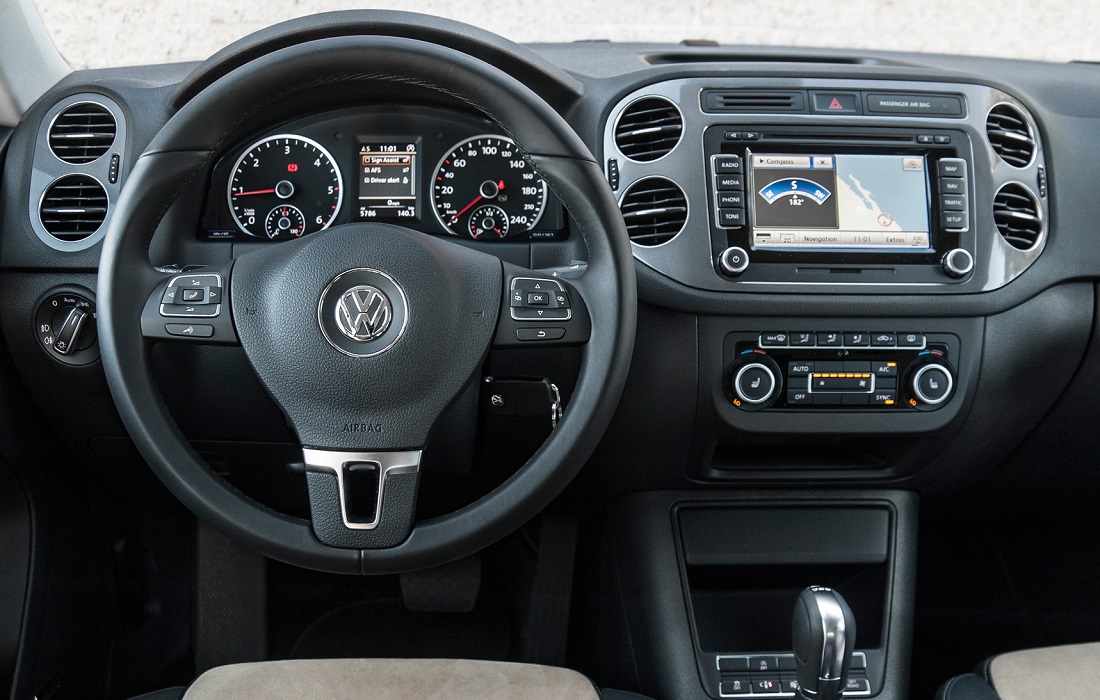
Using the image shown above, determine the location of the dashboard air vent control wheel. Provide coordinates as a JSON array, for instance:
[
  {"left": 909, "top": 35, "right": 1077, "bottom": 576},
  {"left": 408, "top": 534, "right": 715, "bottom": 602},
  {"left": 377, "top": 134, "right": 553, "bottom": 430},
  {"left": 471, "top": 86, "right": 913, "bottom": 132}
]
[
  {"left": 986, "top": 104, "right": 1035, "bottom": 168},
  {"left": 993, "top": 183, "right": 1043, "bottom": 251},
  {"left": 613, "top": 96, "right": 683, "bottom": 162}
]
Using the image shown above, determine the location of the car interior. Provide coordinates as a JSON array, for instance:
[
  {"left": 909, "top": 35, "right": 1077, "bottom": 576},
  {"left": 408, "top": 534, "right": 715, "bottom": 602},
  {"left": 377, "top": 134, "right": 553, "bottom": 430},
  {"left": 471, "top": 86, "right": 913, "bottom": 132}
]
[{"left": 2, "top": 3, "right": 1100, "bottom": 699}]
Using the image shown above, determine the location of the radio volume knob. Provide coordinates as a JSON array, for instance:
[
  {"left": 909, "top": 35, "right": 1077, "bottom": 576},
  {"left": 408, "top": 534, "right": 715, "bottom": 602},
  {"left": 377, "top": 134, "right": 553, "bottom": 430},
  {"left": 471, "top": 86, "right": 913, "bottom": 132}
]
[
  {"left": 728, "top": 354, "right": 782, "bottom": 410},
  {"left": 718, "top": 246, "right": 750, "bottom": 276},
  {"left": 942, "top": 248, "right": 974, "bottom": 279},
  {"left": 909, "top": 362, "right": 954, "bottom": 406}
]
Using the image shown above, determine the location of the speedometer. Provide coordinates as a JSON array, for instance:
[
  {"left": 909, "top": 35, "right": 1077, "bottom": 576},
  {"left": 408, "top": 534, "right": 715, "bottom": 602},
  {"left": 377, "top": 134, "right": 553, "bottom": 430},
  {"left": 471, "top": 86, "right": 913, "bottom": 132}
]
[
  {"left": 227, "top": 134, "right": 342, "bottom": 239},
  {"left": 431, "top": 135, "right": 546, "bottom": 239}
]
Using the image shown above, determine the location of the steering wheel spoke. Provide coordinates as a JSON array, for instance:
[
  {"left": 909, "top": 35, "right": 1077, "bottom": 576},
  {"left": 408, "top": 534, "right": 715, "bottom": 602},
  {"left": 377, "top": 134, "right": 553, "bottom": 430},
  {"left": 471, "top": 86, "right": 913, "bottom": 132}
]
[
  {"left": 303, "top": 448, "right": 422, "bottom": 549},
  {"left": 139, "top": 263, "right": 240, "bottom": 345},
  {"left": 492, "top": 262, "right": 591, "bottom": 348}
]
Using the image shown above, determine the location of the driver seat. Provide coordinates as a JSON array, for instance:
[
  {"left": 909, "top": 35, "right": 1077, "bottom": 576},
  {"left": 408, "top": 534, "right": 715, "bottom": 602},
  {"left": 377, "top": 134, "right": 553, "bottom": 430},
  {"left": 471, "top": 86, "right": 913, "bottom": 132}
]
[{"left": 133, "top": 658, "right": 652, "bottom": 700}]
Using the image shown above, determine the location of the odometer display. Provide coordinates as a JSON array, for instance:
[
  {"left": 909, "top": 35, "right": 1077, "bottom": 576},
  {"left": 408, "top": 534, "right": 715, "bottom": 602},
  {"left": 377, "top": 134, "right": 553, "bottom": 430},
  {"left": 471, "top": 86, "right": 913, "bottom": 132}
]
[
  {"left": 431, "top": 135, "right": 546, "bottom": 239},
  {"left": 227, "top": 134, "right": 343, "bottom": 239}
]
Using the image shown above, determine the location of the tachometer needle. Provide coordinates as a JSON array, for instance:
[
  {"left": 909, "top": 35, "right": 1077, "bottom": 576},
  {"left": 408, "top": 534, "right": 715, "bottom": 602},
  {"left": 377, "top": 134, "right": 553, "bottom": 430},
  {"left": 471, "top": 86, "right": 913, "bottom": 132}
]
[
  {"left": 234, "top": 188, "right": 276, "bottom": 197},
  {"left": 450, "top": 195, "right": 483, "bottom": 223}
]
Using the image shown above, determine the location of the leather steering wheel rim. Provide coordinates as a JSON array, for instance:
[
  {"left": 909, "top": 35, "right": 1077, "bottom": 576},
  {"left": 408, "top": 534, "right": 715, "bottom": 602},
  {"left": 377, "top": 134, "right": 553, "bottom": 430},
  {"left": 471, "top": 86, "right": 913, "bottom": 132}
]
[{"left": 97, "top": 33, "right": 636, "bottom": 574}]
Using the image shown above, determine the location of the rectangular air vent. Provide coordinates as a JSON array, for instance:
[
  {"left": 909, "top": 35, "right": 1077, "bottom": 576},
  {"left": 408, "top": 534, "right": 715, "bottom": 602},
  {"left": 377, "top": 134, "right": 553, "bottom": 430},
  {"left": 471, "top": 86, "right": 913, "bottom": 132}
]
[{"left": 701, "top": 89, "right": 807, "bottom": 114}]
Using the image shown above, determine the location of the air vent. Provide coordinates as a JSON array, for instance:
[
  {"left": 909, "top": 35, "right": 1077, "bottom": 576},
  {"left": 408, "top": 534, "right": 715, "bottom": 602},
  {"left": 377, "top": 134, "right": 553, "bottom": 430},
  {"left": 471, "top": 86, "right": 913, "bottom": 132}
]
[
  {"left": 619, "top": 177, "right": 688, "bottom": 246},
  {"left": 39, "top": 175, "right": 109, "bottom": 242},
  {"left": 993, "top": 184, "right": 1042, "bottom": 251},
  {"left": 48, "top": 102, "right": 116, "bottom": 164},
  {"left": 986, "top": 104, "right": 1035, "bottom": 168},
  {"left": 614, "top": 97, "right": 683, "bottom": 162},
  {"left": 702, "top": 89, "right": 807, "bottom": 113}
]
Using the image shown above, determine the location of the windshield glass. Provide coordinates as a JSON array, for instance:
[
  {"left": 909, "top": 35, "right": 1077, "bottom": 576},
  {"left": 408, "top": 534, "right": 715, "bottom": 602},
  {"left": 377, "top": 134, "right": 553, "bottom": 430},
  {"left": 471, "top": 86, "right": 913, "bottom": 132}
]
[{"left": 33, "top": 0, "right": 1099, "bottom": 68}]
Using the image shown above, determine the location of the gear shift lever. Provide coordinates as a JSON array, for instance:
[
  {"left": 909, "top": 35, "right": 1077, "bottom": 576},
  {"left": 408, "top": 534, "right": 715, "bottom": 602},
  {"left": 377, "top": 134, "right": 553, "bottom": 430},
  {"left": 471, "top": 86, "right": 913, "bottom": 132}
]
[{"left": 792, "top": 586, "right": 856, "bottom": 700}]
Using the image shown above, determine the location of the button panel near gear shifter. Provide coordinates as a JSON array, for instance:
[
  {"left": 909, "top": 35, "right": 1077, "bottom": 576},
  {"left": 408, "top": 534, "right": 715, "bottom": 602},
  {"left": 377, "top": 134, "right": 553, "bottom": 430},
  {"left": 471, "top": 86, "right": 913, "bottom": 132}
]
[{"left": 715, "top": 653, "right": 870, "bottom": 697}]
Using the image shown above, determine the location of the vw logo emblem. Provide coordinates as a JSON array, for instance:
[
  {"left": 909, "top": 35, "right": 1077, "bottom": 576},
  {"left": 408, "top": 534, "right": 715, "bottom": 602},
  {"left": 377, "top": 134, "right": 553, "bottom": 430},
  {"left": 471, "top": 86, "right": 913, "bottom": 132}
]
[
  {"left": 318, "top": 269, "right": 408, "bottom": 358},
  {"left": 335, "top": 285, "right": 392, "bottom": 341}
]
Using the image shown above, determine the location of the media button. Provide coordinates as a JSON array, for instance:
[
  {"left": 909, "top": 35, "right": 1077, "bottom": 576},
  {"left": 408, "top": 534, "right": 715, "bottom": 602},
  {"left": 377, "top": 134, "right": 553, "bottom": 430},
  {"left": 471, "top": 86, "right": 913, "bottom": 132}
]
[{"left": 715, "top": 174, "right": 745, "bottom": 191}]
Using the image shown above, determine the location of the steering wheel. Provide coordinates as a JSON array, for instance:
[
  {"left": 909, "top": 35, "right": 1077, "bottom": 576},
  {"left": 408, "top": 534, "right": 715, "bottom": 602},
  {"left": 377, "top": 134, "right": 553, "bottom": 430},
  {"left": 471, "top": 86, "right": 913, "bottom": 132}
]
[{"left": 97, "top": 33, "right": 636, "bottom": 574}]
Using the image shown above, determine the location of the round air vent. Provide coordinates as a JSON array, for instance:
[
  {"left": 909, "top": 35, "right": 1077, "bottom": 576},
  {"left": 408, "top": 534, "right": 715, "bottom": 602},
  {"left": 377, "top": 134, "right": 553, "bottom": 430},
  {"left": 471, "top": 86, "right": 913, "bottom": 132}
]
[
  {"left": 986, "top": 104, "right": 1035, "bottom": 168},
  {"left": 39, "top": 175, "right": 109, "bottom": 242},
  {"left": 993, "top": 183, "right": 1042, "bottom": 251},
  {"left": 614, "top": 97, "right": 683, "bottom": 162},
  {"left": 619, "top": 177, "right": 688, "bottom": 246},
  {"left": 48, "top": 102, "right": 117, "bottom": 164}
]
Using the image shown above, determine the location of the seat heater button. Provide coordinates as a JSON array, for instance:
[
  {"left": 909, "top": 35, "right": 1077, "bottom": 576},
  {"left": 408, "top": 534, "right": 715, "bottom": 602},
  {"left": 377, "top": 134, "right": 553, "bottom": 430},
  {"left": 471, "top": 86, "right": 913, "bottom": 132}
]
[{"left": 165, "top": 323, "right": 214, "bottom": 338}]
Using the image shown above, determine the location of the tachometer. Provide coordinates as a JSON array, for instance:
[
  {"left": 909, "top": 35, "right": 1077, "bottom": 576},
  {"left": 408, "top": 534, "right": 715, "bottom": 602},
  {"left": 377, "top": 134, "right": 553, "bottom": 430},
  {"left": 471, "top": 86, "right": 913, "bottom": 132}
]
[
  {"left": 227, "top": 134, "right": 342, "bottom": 239},
  {"left": 431, "top": 135, "right": 546, "bottom": 239}
]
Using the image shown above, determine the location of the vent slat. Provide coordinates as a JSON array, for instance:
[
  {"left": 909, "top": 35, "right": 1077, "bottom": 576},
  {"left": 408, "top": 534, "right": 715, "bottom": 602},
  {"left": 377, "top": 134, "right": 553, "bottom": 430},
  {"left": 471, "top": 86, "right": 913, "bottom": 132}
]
[
  {"left": 49, "top": 103, "right": 116, "bottom": 164},
  {"left": 986, "top": 105, "right": 1035, "bottom": 168},
  {"left": 39, "top": 175, "right": 108, "bottom": 242},
  {"left": 615, "top": 97, "right": 683, "bottom": 162},
  {"left": 619, "top": 178, "right": 688, "bottom": 247},
  {"left": 993, "top": 184, "right": 1041, "bottom": 251}
]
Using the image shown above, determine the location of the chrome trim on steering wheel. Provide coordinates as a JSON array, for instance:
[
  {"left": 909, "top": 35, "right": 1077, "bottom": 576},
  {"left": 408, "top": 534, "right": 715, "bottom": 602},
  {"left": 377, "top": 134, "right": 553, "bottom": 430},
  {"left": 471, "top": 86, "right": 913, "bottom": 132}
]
[{"left": 302, "top": 449, "right": 422, "bottom": 530}]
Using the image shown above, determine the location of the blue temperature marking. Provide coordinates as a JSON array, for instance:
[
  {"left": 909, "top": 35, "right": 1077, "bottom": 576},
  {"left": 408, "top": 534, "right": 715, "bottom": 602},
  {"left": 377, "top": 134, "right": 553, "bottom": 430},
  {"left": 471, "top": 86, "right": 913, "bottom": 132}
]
[{"left": 758, "top": 178, "right": 832, "bottom": 205}]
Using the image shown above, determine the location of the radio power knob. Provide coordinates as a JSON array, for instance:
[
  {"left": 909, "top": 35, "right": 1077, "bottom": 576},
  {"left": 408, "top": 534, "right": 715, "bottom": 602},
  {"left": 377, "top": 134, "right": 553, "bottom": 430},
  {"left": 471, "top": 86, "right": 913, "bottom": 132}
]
[
  {"left": 908, "top": 361, "right": 955, "bottom": 407},
  {"left": 728, "top": 354, "right": 782, "bottom": 410},
  {"left": 718, "top": 246, "right": 750, "bottom": 277},
  {"left": 942, "top": 248, "right": 974, "bottom": 279}
]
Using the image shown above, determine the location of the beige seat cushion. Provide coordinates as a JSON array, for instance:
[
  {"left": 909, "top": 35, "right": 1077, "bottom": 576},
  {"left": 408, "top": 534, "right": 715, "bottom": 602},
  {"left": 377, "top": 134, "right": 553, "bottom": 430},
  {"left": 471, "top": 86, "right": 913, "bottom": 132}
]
[
  {"left": 990, "top": 641, "right": 1100, "bottom": 700},
  {"left": 182, "top": 658, "right": 600, "bottom": 700}
]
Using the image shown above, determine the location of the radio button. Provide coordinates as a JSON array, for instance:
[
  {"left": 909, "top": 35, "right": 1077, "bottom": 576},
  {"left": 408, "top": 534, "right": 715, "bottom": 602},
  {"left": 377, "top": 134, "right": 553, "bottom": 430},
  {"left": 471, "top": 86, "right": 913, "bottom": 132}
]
[
  {"left": 715, "top": 174, "right": 744, "bottom": 190},
  {"left": 761, "top": 332, "right": 789, "bottom": 347},
  {"left": 819, "top": 332, "right": 843, "bottom": 347},
  {"left": 844, "top": 333, "right": 870, "bottom": 347},
  {"left": 941, "top": 193, "right": 968, "bottom": 211},
  {"left": 713, "top": 155, "right": 744, "bottom": 173},
  {"left": 940, "top": 177, "right": 966, "bottom": 194},
  {"left": 938, "top": 158, "right": 967, "bottom": 178},
  {"left": 871, "top": 333, "right": 897, "bottom": 347},
  {"left": 791, "top": 332, "right": 816, "bottom": 347},
  {"left": 718, "top": 208, "right": 747, "bottom": 228},
  {"left": 872, "top": 360, "right": 899, "bottom": 377},
  {"left": 898, "top": 333, "right": 926, "bottom": 347},
  {"left": 942, "top": 210, "right": 969, "bottom": 230},
  {"left": 788, "top": 361, "right": 814, "bottom": 375},
  {"left": 787, "top": 390, "right": 814, "bottom": 405}
]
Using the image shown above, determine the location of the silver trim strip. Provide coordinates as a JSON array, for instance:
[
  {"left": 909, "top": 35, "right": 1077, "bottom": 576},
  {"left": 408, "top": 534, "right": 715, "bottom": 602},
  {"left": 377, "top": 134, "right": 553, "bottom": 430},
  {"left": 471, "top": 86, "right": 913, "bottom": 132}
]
[{"left": 302, "top": 448, "right": 422, "bottom": 530}]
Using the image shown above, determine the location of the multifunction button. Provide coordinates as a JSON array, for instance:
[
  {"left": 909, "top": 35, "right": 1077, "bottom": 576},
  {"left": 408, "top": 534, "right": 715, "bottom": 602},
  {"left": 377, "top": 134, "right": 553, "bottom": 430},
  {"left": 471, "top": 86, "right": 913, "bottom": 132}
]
[
  {"left": 159, "top": 273, "right": 223, "bottom": 319},
  {"left": 509, "top": 278, "right": 571, "bottom": 322}
]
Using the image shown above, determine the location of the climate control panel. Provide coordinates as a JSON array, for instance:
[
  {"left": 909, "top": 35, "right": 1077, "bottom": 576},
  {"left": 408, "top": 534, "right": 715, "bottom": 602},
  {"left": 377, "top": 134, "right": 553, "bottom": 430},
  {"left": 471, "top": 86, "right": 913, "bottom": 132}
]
[{"left": 724, "top": 331, "right": 959, "bottom": 411}]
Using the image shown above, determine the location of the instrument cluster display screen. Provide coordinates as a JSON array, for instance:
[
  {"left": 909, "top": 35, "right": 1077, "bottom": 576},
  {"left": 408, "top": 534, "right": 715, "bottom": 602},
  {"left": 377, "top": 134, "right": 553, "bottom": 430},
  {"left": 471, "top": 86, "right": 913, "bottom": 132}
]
[
  {"left": 749, "top": 152, "right": 931, "bottom": 251},
  {"left": 357, "top": 140, "right": 419, "bottom": 220}
]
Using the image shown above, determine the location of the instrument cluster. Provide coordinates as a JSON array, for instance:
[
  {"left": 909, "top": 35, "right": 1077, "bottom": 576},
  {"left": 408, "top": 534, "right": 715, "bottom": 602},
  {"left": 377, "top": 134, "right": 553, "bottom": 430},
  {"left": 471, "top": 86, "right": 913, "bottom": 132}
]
[{"left": 200, "top": 106, "right": 566, "bottom": 243}]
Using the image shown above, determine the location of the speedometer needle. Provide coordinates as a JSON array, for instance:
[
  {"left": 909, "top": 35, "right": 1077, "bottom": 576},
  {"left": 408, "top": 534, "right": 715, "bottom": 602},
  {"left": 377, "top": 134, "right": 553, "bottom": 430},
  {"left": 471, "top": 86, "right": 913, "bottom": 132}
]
[
  {"left": 450, "top": 195, "right": 483, "bottom": 223},
  {"left": 233, "top": 188, "right": 276, "bottom": 197}
]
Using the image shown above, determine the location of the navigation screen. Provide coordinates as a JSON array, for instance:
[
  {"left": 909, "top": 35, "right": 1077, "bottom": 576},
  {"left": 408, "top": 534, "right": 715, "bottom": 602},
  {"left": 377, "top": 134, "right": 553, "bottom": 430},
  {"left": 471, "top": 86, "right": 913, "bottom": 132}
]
[
  {"left": 358, "top": 141, "right": 419, "bottom": 220},
  {"left": 749, "top": 153, "right": 930, "bottom": 251}
]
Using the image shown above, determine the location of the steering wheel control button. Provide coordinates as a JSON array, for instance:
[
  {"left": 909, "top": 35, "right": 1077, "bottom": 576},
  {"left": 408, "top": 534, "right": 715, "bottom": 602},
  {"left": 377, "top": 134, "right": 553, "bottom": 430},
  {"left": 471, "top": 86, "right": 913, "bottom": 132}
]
[
  {"left": 734, "top": 363, "right": 777, "bottom": 404},
  {"left": 912, "top": 364, "right": 954, "bottom": 405},
  {"left": 318, "top": 268, "right": 409, "bottom": 358},
  {"left": 509, "top": 278, "right": 571, "bottom": 322},
  {"left": 165, "top": 323, "right": 214, "bottom": 338},
  {"left": 159, "top": 273, "right": 223, "bottom": 318},
  {"left": 517, "top": 327, "right": 566, "bottom": 342}
]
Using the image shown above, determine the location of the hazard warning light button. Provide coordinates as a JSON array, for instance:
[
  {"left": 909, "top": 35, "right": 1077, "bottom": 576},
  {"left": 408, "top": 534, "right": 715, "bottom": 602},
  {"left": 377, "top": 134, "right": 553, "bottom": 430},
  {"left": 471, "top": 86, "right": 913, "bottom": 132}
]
[{"left": 810, "top": 91, "right": 861, "bottom": 114}]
